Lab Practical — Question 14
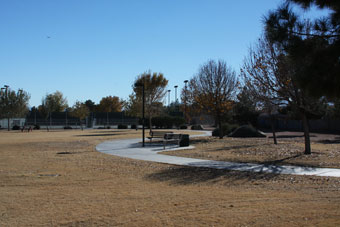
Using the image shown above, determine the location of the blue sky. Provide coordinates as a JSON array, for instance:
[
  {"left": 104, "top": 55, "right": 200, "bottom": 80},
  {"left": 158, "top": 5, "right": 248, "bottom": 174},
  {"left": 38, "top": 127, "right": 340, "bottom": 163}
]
[{"left": 0, "top": 0, "right": 330, "bottom": 107}]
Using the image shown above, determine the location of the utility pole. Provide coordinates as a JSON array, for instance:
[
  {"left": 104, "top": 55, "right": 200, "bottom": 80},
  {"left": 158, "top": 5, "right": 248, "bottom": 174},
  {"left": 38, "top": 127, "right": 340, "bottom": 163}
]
[
  {"left": 174, "top": 85, "right": 178, "bottom": 104},
  {"left": 184, "top": 80, "right": 188, "bottom": 124},
  {"left": 168, "top": 90, "right": 171, "bottom": 107}
]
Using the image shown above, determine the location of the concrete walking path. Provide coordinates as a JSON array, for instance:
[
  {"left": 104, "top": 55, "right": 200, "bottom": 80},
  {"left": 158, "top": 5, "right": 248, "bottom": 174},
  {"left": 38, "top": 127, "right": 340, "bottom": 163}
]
[{"left": 96, "top": 131, "right": 340, "bottom": 178}]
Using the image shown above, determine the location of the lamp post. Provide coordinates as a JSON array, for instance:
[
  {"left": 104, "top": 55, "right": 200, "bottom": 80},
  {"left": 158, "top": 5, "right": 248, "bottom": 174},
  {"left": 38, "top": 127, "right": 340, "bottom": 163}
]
[
  {"left": 65, "top": 109, "right": 68, "bottom": 127},
  {"left": 2, "top": 85, "right": 10, "bottom": 130},
  {"left": 174, "top": 85, "right": 178, "bottom": 104},
  {"left": 174, "top": 85, "right": 178, "bottom": 112},
  {"left": 135, "top": 81, "right": 145, "bottom": 147},
  {"left": 184, "top": 80, "right": 188, "bottom": 124},
  {"left": 168, "top": 90, "right": 171, "bottom": 107}
]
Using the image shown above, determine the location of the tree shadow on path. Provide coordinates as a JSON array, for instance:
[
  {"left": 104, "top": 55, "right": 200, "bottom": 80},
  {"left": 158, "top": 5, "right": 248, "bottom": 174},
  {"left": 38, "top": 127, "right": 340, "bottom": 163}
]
[{"left": 75, "top": 133, "right": 126, "bottom": 137}]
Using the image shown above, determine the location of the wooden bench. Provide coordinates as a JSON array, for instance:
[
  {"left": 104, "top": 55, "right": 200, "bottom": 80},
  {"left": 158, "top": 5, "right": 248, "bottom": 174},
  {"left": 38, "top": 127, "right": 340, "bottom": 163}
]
[
  {"left": 163, "top": 133, "right": 182, "bottom": 149},
  {"left": 147, "top": 131, "right": 173, "bottom": 144}
]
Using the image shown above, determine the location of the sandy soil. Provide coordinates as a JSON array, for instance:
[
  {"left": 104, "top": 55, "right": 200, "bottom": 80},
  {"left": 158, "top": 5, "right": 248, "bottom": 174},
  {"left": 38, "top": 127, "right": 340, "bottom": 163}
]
[{"left": 0, "top": 129, "right": 340, "bottom": 226}]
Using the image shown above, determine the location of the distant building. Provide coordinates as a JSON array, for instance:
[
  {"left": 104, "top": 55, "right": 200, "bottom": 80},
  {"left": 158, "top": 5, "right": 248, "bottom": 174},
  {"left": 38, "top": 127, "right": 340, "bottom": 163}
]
[{"left": 0, "top": 118, "right": 26, "bottom": 129}]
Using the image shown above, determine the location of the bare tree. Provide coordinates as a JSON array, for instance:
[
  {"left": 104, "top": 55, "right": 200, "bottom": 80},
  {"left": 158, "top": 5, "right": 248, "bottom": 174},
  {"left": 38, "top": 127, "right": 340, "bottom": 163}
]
[
  {"left": 188, "top": 60, "right": 238, "bottom": 138},
  {"left": 242, "top": 36, "right": 320, "bottom": 154}
]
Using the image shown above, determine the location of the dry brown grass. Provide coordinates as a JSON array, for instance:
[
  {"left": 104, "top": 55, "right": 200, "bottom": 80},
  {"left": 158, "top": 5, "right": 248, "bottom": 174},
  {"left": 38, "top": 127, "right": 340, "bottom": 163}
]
[
  {"left": 1, "top": 129, "right": 340, "bottom": 226},
  {"left": 163, "top": 132, "right": 340, "bottom": 168}
]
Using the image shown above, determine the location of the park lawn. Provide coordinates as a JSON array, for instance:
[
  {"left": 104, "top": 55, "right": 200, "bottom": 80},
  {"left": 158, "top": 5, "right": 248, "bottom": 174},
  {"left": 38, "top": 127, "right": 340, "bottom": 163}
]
[
  {"left": 163, "top": 132, "right": 340, "bottom": 169},
  {"left": 0, "top": 129, "right": 339, "bottom": 226}
]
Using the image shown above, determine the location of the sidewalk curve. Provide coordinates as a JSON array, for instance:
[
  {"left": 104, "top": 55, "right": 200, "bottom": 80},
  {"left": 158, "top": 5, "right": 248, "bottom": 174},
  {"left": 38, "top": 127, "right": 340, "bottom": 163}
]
[{"left": 96, "top": 131, "right": 340, "bottom": 178}]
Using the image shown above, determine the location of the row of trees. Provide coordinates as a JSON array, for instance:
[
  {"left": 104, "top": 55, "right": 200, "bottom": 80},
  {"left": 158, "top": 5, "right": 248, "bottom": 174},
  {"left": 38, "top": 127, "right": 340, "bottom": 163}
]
[
  {"left": 0, "top": 87, "right": 126, "bottom": 130},
  {"left": 36, "top": 91, "right": 123, "bottom": 114},
  {"left": 34, "top": 91, "right": 125, "bottom": 130}
]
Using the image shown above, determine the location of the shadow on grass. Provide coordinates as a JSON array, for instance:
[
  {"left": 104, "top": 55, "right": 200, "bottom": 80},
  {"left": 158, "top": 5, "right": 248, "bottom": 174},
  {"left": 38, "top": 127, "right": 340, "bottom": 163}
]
[
  {"left": 257, "top": 154, "right": 321, "bottom": 168},
  {"left": 190, "top": 138, "right": 211, "bottom": 144},
  {"left": 268, "top": 135, "right": 316, "bottom": 139},
  {"left": 212, "top": 145, "right": 256, "bottom": 152},
  {"left": 145, "top": 166, "right": 279, "bottom": 185},
  {"left": 75, "top": 133, "right": 125, "bottom": 137},
  {"left": 318, "top": 139, "right": 340, "bottom": 144}
]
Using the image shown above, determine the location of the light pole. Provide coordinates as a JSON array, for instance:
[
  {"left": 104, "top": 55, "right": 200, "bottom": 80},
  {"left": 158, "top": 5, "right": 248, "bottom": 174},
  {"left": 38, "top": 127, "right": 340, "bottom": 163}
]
[
  {"left": 174, "top": 85, "right": 178, "bottom": 104},
  {"left": 65, "top": 109, "right": 68, "bottom": 126},
  {"left": 142, "top": 83, "right": 145, "bottom": 147},
  {"left": 135, "top": 81, "right": 145, "bottom": 147},
  {"left": 184, "top": 80, "right": 188, "bottom": 124},
  {"left": 2, "top": 85, "right": 10, "bottom": 130},
  {"left": 168, "top": 90, "right": 171, "bottom": 107}
]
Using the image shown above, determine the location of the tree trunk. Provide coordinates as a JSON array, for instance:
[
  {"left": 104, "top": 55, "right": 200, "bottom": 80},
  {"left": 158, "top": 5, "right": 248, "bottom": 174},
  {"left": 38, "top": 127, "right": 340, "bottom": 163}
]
[
  {"left": 218, "top": 121, "right": 223, "bottom": 139},
  {"left": 149, "top": 115, "right": 152, "bottom": 132},
  {"left": 270, "top": 115, "right": 277, "bottom": 145},
  {"left": 80, "top": 118, "right": 83, "bottom": 130},
  {"left": 46, "top": 118, "right": 49, "bottom": 132},
  {"left": 7, "top": 118, "right": 10, "bottom": 131},
  {"left": 106, "top": 112, "right": 109, "bottom": 127},
  {"left": 301, "top": 111, "right": 311, "bottom": 155},
  {"left": 217, "top": 114, "right": 223, "bottom": 139}
]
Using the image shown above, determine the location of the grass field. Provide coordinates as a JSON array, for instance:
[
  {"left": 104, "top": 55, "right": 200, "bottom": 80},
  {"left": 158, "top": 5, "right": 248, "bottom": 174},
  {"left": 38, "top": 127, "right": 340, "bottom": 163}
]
[{"left": 1, "top": 129, "right": 340, "bottom": 226}]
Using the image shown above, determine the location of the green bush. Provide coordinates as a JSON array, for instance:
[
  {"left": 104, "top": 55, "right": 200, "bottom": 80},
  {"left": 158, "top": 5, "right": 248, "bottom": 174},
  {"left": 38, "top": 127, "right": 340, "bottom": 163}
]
[
  {"left": 152, "top": 116, "right": 185, "bottom": 129},
  {"left": 172, "top": 117, "right": 185, "bottom": 129},
  {"left": 64, "top": 126, "right": 72, "bottom": 130},
  {"left": 191, "top": 125, "right": 204, "bottom": 130},
  {"left": 228, "top": 125, "right": 266, "bottom": 138},
  {"left": 118, "top": 124, "right": 128, "bottom": 129},
  {"left": 151, "top": 117, "right": 163, "bottom": 129},
  {"left": 180, "top": 125, "right": 187, "bottom": 129},
  {"left": 131, "top": 124, "right": 137, "bottom": 129},
  {"left": 164, "top": 116, "right": 173, "bottom": 129},
  {"left": 212, "top": 123, "right": 238, "bottom": 137}
]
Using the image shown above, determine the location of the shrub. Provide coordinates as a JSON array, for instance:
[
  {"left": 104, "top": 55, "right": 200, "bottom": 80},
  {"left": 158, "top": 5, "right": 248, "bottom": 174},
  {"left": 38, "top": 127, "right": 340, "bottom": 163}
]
[
  {"left": 212, "top": 123, "right": 239, "bottom": 137},
  {"left": 64, "top": 126, "right": 73, "bottom": 130},
  {"left": 131, "top": 124, "right": 137, "bottom": 129},
  {"left": 106, "top": 126, "right": 111, "bottom": 129},
  {"left": 228, "top": 125, "right": 266, "bottom": 138},
  {"left": 191, "top": 124, "right": 204, "bottom": 130},
  {"left": 152, "top": 116, "right": 174, "bottom": 129},
  {"left": 179, "top": 125, "right": 187, "bottom": 129},
  {"left": 118, "top": 124, "right": 128, "bottom": 129},
  {"left": 164, "top": 116, "right": 173, "bottom": 129},
  {"left": 172, "top": 117, "right": 185, "bottom": 129},
  {"left": 12, "top": 125, "right": 20, "bottom": 130},
  {"left": 33, "top": 124, "right": 40, "bottom": 130}
]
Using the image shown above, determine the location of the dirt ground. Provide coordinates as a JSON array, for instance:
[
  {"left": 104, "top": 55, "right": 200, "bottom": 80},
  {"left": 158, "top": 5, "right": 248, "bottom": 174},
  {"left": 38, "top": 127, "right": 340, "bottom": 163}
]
[{"left": 1, "top": 129, "right": 340, "bottom": 226}]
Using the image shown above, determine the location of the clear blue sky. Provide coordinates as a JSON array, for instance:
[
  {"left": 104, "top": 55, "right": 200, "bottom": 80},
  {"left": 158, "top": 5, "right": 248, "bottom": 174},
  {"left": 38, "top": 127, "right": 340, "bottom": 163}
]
[{"left": 0, "top": 0, "right": 329, "bottom": 107}]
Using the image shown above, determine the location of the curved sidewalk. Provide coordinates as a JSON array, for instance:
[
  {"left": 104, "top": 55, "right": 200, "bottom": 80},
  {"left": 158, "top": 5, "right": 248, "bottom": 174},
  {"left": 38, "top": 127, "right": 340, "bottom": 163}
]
[{"left": 96, "top": 131, "right": 340, "bottom": 178}]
